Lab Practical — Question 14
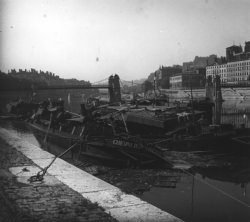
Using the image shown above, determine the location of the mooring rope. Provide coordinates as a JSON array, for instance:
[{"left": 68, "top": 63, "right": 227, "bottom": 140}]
[{"left": 28, "top": 141, "right": 80, "bottom": 182}]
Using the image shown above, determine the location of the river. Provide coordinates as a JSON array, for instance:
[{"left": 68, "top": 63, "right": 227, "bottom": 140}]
[
  {"left": 0, "top": 121, "right": 250, "bottom": 221},
  {"left": 0, "top": 90, "right": 250, "bottom": 221}
]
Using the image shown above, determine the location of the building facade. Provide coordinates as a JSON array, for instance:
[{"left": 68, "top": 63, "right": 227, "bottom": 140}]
[
  {"left": 148, "top": 65, "right": 182, "bottom": 89},
  {"left": 206, "top": 59, "right": 250, "bottom": 84},
  {"left": 182, "top": 55, "right": 218, "bottom": 72},
  {"left": 226, "top": 42, "right": 250, "bottom": 62},
  {"left": 170, "top": 69, "right": 206, "bottom": 89},
  {"left": 206, "top": 41, "right": 250, "bottom": 84}
]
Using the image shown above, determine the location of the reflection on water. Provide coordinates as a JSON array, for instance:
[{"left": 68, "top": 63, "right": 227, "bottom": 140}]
[
  {"left": 141, "top": 172, "right": 250, "bottom": 222},
  {"left": 141, "top": 162, "right": 250, "bottom": 222},
  {"left": 221, "top": 100, "right": 250, "bottom": 128}
]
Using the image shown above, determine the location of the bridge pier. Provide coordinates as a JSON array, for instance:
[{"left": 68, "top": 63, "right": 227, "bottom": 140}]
[
  {"left": 108, "top": 74, "right": 121, "bottom": 104},
  {"left": 205, "top": 75, "right": 223, "bottom": 125}
]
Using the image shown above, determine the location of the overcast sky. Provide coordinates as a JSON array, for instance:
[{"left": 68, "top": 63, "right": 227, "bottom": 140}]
[{"left": 0, "top": 0, "right": 249, "bottom": 82}]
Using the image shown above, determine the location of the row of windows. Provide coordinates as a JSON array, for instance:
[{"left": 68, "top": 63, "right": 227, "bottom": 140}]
[
  {"left": 207, "top": 66, "right": 250, "bottom": 72},
  {"left": 228, "top": 77, "right": 248, "bottom": 81},
  {"left": 206, "top": 60, "right": 250, "bottom": 70},
  {"left": 206, "top": 72, "right": 250, "bottom": 77},
  {"left": 227, "top": 66, "right": 250, "bottom": 71},
  {"left": 170, "top": 80, "right": 182, "bottom": 83},
  {"left": 206, "top": 68, "right": 250, "bottom": 75},
  {"left": 227, "top": 61, "right": 250, "bottom": 67},
  {"left": 170, "top": 76, "right": 182, "bottom": 80},
  {"left": 207, "top": 75, "right": 248, "bottom": 82},
  {"left": 232, "top": 73, "right": 249, "bottom": 76},
  {"left": 206, "top": 67, "right": 250, "bottom": 75}
]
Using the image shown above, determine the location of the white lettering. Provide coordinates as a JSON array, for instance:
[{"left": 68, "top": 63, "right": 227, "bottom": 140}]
[{"left": 112, "top": 139, "right": 139, "bottom": 149}]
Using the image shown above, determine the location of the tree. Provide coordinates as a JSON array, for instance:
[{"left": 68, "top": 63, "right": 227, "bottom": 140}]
[
  {"left": 158, "top": 78, "right": 170, "bottom": 89},
  {"left": 142, "top": 80, "right": 153, "bottom": 93}
]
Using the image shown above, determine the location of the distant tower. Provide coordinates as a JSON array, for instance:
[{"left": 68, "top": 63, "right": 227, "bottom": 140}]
[
  {"left": 213, "top": 75, "right": 222, "bottom": 125},
  {"left": 213, "top": 75, "right": 222, "bottom": 103},
  {"left": 226, "top": 45, "right": 243, "bottom": 62},
  {"left": 205, "top": 75, "right": 213, "bottom": 102},
  {"left": 245, "top": 41, "right": 250, "bottom": 53},
  {"left": 108, "top": 75, "right": 115, "bottom": 103},
  {"left": 108, "top": 74, "right": 121, "bottom": 104},
  {"left": 113, "top": 74, "right": 121, "bottom": 103}
]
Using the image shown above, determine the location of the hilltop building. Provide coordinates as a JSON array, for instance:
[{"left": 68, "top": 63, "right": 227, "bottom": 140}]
[
  {"left": 206, "top": 41, "right": 250, "bottom": 84},
  {"left": 206, "top": 59, "right": 250, "bottom": 84},
  {"left": 226, "top": 41, "right": 250, "bottom": 62},
  {"left": 148, "top": 65, "right": 182, "bottom": 89},
  {"left": 169, "top": 55, "right": 212, "bottom": 89},
  {"left": 182, "top": 55, "right": 218, "bottom": 72},
  {"left": 150, "top": 41, "right": 250, "bottom": 89}
]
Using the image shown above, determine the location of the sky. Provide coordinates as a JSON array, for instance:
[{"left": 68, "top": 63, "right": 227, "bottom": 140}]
[{"left": 0, "top": 0, "right": 250, "bottom": 83}]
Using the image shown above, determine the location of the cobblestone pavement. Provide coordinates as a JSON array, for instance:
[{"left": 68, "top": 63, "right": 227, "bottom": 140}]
[{"left": 0, "top": 138, "right": 117, "bottom": 222}]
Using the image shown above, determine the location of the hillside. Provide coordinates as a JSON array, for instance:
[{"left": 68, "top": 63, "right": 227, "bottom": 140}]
[
  {"left": 0, "top": 72, "right": 47, "bottom": 90},
  {"left": 0, "top": 69, "right": 90, "bottom": 90}
]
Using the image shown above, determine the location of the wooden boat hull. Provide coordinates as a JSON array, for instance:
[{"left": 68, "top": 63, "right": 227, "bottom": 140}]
[
  {"left": 26, "top": 121, "right": 168, "bottom": 166},
  {"left": 26, "top": 121, "right": 80, "bottom": 147}
]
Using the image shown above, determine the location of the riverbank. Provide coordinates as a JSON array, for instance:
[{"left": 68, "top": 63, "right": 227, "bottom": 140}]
[
  {"left": 161, "top": 87, "right": 250, "bottom": 101},
  {"left": 0, "top": 127, "right": 183, "bottom": 222},
  {"left": 0, "top": 137, "right": 117, "bottom": 222}
]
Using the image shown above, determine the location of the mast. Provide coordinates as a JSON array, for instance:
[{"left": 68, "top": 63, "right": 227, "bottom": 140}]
[
  {"left": 153, "top": 72, "right": 157, "bottom": 107},
  {"left": 188, "top": 69, "right": 195, "bottom": 123}
]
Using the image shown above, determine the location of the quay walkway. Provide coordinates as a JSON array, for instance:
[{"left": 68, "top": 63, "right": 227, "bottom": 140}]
[{"left": 0, "top": 127, "right": 183, "bottom": 222}]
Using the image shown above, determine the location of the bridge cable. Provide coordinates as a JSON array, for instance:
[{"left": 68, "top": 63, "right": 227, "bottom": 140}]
[{"left": 92, "top": 77, "right": 109, "bottom": 85}]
